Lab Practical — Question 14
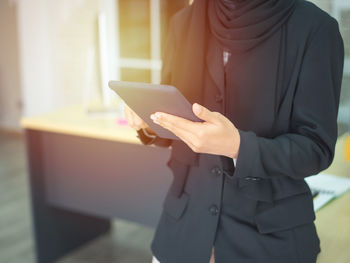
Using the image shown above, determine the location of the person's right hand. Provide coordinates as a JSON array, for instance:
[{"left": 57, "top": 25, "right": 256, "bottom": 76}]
[{"left": 124, "top": 104, "right": 156, "bottom": 135}]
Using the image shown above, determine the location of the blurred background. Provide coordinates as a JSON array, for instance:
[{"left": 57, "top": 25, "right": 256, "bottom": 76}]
[{"left": 0, "top": 0, "right": 349, "bottom": 263}]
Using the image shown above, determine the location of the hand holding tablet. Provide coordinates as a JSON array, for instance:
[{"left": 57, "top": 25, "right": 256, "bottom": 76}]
[
  {"left": 109, "top": 81, "right": 203, "bottom": 140},
  {"left": 124, "top": 104, "right": 152, "bottom": 131},
  {"left": 109, "top": 80, "right": 241, "bottom": 159}
]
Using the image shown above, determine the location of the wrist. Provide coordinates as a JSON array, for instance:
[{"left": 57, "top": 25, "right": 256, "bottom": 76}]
[
  {"left": 144, "top": 127, "right": 156, "bottom": 136},
  {"left": 233, "top": 132, "right": 240, "bottom": 159},
  {"left": 227, "top": 128, "right": 240, "bottom": 159},
  {"left": 137, "top": 128, "right": 156, "bottom": 145}
]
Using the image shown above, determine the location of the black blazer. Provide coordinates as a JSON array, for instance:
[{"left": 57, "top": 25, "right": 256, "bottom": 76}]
[{"left": 137, "top": 1, "right": 344, "bottom": 262}]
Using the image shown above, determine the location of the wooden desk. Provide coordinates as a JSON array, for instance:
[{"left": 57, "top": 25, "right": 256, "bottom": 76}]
[
  {"left": 21, "top": 105, "right": 173, "bottom": 263},
  {"left": 21, "top": 105, "right": 350, "bottom": 263},
  {"left": 314, "top": 133, "right": 350, "bottom": 263}
]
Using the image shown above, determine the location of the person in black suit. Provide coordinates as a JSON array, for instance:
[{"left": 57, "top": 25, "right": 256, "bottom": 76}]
[{"left": 125, "top": 0, "right": 344, "bottom": 262}]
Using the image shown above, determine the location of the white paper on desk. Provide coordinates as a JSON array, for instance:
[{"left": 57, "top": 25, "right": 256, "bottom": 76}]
[
  {"left": 312, "top": 192, "right": 335, "bottom": 211},
  {"left": 305, "top": 173, "right": 350, "bottom": 196},
  {"left": 305, "top": 173, "right": 350, "bottom": 211}
]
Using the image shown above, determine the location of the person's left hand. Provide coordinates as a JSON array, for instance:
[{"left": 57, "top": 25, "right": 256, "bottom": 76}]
[{"left": 150, "top": 103, "right": 240, "bottom": 159}]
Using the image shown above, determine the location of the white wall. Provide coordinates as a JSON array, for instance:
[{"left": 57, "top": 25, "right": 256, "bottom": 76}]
[
  {"left": 0, "top": 0, "right": 21, "bottom": 130},
  {"left": 16, "top": 0, "right": 101, "bottom": 118},
  {"left": 16, "top": 0, "right": 55, "bottom": 118}
]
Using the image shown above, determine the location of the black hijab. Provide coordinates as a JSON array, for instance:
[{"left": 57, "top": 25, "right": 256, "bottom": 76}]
[{"left": 171, "top": 0, "right": 298, "bottom": 106}]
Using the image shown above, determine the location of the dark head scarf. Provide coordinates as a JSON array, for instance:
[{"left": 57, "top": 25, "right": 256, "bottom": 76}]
[{"left": 171, "top": 0, "right": 298, "bottom": 106}]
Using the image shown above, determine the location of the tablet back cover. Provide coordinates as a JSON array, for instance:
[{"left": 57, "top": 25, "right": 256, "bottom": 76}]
[{"left": 109, "top": 81, "right": 203, "bottom": 140}]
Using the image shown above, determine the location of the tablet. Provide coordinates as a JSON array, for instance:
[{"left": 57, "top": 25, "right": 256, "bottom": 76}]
[{"left": 108, "top": 80, "right": 203, "bottom": 140}]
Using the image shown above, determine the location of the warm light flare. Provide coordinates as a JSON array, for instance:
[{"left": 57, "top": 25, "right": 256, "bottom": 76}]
[{"left": 346, "top": 136, "right": 350, "bottom": 161}]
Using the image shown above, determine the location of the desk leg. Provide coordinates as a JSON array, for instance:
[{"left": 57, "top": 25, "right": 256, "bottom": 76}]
[{"left": 25, "top": 130, "right": 111, "bottom": 263}]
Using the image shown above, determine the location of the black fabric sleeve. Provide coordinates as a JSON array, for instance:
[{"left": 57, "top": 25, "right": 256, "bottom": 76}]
[
  {"left": 136, "top": 128, "right": 173, "bottom": 148},
  {"left": 233, "top": 17, "right": 344, "bottom": 180},
  {"left": 134, "top": 18, "right": 177, "bottom": 148}
]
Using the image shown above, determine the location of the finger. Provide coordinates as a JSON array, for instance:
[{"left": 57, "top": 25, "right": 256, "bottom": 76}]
[
  {"left": 177, "top": 132, "right": 200, "bottom": 153},
  {"left": 125, "top": 107, "right": 135, "bottom": 128},
  {"left": 133, "top": 116, "right": 145, "bottom": 129},
  {"left": 156, "top": 117, "right": 199, "bottom": 148},
  {"left": 192, "top": 103, "right": 220, "bottom": 124},
  {"left": 125, "top": 104, "right": 134, "bottom": 118},
  {"left": 153, "top": 112, "right": 198, "bottom": 133},
  {"left": 179, "top": 135, "right": 197, "bottom": 152},
  {"left": 126, "top": 106, "right": 144, "bottom": 130},
  {"left": 163, "top": 123, "right": 198, "bottom": 151},
  {"left": 128, "top": 108, "right": 147, "bottom": 129}
]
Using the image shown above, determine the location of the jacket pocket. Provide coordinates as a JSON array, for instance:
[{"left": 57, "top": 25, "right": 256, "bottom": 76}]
[
  {"left": 235, "top": 176, "right": 311, "bottom": 203},
  {"left": 254, "top": 191, "right": 315, "bottom": 234},
  {"left": 162, "top": 190, "right": 190, "bottom": 221},
  {"left": 270, "top": 177, "right": 311, "bottom": 200}
]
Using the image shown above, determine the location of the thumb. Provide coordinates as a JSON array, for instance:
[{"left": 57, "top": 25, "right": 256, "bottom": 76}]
[{"left": 192, "top": 103, "right": 217, "bottom": 123}]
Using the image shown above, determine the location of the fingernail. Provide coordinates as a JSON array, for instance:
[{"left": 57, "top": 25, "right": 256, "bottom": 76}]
[{"left": 193, "top": 103, "right": 202, "bottom": 115}]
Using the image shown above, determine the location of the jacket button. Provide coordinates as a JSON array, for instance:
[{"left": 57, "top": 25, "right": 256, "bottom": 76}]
[
  {"left": 210, "top": 166, "right": 222, "bottom": 176},
  {"left": 209, "top": 205, "right": 219, "bottom": 216},
  {"left": 215, "top": 94, "right": 223, "bottom": 103}
]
